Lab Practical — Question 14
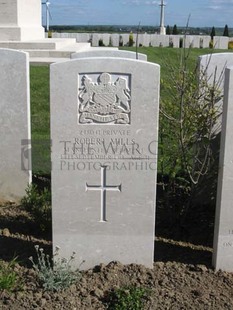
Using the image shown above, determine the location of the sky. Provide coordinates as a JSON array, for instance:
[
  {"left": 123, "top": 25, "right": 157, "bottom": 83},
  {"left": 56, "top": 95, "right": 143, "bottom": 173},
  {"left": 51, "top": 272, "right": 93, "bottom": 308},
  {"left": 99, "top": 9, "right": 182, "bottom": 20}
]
[{"left": 43, "top": 0, "right": 233, "bottom": 28}]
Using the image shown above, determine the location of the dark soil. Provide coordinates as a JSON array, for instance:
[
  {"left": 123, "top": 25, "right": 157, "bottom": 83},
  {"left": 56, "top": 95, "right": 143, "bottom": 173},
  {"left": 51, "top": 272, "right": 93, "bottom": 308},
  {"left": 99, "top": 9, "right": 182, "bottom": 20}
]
[{"left": 0, "top": 198, "right": 233, "bottom": 309}]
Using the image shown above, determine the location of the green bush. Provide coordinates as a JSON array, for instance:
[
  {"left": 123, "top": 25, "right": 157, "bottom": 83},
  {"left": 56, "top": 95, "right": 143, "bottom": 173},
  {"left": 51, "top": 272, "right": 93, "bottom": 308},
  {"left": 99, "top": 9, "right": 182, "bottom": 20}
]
[
  {"left": 0, "top": 258, "right": 21, "bottom": 292},
  {"left": 128, "top": 32, "right": 134, "bottom": 47},
  {"left": 209, "top": 40, "right": 214, "bottom": 48},
  {"left": 98, "top": 39, "right": 105, "bottom": 46},
  {"left": 106, "top": 286, "right": 149, "bottom": 310},
  {"left": 21, "top": 184, "right": 51, "bottom": 232},
  {"left": 228, "top": 41, "right": 233, "bottom": 49}
]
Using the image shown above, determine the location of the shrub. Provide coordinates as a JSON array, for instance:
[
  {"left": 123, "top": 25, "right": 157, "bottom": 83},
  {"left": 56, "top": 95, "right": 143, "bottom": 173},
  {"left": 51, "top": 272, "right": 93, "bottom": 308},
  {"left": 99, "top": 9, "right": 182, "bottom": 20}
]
[
  {"left": 106, "top": 286, "right": 149, "bottom": 310},
  {"left": 21, "top": 184, "right": 51, "bottom": 232},
  {"left": 159, "top": 46, "right": 222, "bottom": 222},
  {"left": 48, "top": 30, "right": 52, "bottom": 38},
  {"left": 209, "top": 40, "right": 214, "bottom": 48},
  {"left": 0, "top": 258, "right": 21, "bottom": 292},
  {"left": 228, "top": 41, "right": 233, "bottom": 49},
  {"left": 128, "top": 32, "right": 134, "bottom": 47},
  {"left": 98, "top": 39, "right": 105, "bottom": 46},
  {"left": 29, "top": 245, "right": 81, "bottom": 292}
]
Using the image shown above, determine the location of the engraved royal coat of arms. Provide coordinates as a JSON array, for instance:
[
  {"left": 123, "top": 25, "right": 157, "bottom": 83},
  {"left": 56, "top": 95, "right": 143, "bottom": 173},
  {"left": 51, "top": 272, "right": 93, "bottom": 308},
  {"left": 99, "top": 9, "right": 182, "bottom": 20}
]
[{"left": 78, "top": 72, "right": 131, "bottom": 124}]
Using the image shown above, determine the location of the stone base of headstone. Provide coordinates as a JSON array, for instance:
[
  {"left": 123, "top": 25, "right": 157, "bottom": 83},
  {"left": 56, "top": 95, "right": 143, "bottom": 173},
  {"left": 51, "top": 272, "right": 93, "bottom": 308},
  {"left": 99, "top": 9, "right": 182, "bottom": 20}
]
[
  {"left": 0, "top": 0, "right": 44, "bottom": 41},
  {"left": 0, "top": 27, "right": 44, "bottom": 41}
]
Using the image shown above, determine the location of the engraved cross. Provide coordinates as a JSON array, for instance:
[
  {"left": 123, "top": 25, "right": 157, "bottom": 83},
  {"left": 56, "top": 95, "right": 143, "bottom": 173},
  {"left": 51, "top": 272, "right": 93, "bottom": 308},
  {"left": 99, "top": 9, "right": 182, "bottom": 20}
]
[{"left": 86, "top": 166, "right": 121, "bottom": 222}]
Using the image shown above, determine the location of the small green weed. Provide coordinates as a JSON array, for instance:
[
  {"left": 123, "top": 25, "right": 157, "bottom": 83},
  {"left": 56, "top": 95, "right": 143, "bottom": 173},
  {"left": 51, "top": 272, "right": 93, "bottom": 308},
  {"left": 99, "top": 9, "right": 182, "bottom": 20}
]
[
  {"left": 0, "top": 258, "right": 21, "bottom": 292},
  {"left": 106, "top": 286, "right": 150, "bottom": 310},
  {"left": 21, "top": 184, "right": 51, "bottom": 232},
  {"left": 29, "top": 245, "right": 81, "bottom": 292}
]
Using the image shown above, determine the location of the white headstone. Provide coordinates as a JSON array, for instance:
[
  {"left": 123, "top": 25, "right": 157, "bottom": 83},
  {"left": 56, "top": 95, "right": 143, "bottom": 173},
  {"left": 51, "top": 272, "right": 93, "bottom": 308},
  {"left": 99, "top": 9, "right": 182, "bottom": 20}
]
[
  {"left": 71, "top": 50, "right": 147, "bottom": 61},
  {"left": 77, "top": 33, "right": 91, "bottom": 43},
  {"left": 213, "top": 66, "right": 233, "bottom": 272},
  {"left": 199, "top": 53, "right": 233, "bottom": 134},
  {"left": 102, "top": 34, "right": 110, "bottom": 46},
  {"left": 0, "top": 0, "right": 44, "bottom": 41},
  {"left": 169, "top": 35, "right": 180, "bottom": 48},
  {"left": 150, "top": 34, "right": 169, "bottom": 47},
  {"left": 51, "top": 58, "right": 160, "bottom": 269},
  {"left": 199, "top": 53, "right": 233, "bottom": 88},
  {"left": 121, "top": 34, "right": 129, "bottom": 46},
  {"left": 91, "top": 34, "right": 100, "bottom": 47},
  {"left": 201, "top": 36, "right": 211, "bottom": 48},
  {"left": 142, "top": 34, "right": 151, "bottom": 47},
  {"left": 110, "top": 34, "right": 119, "bottom": 47},
  {"left": 0, "top": 49, "right": 31, "bottom": 201},
  {"left": 214, "top": 36, "right": 229, "bottom": 49}
]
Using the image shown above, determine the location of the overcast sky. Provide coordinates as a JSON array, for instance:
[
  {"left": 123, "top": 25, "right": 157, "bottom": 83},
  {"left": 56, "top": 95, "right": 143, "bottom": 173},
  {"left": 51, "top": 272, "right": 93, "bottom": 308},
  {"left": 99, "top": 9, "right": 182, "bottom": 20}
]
[{"left": 43, "top": 0, "right": 233, "bottom": 27}]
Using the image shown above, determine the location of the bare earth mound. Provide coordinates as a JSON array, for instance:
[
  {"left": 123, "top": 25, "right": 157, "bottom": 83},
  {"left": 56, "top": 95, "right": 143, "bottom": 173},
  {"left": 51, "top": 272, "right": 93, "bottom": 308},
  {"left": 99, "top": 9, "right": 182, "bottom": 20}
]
[{"left": 0, "top": 204, "right": 233, "bottom": 309}]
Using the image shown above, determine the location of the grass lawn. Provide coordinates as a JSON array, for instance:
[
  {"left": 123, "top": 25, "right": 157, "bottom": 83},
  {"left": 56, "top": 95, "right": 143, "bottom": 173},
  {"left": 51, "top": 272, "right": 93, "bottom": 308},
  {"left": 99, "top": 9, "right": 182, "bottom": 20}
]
[
  {"left": 30, "top": 47, "right": 233, "bottom": 174},
  {"left": 30, "top": 65, "right": 50, "bottom": 174}
]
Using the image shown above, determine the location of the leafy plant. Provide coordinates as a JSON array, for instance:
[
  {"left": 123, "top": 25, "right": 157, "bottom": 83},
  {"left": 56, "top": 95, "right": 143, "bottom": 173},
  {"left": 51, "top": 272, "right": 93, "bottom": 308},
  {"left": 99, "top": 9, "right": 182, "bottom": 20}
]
[
  {"left": 128, "top": 32, "right": 134, "bottom": 47},
  {"left": 29, "top": 245, "right": 81, "bottom": 292},
  {"left": 228, "top": 41, "right": 233, "bottom": 49},
  {"left": 159, "top": 41, "right": 222, "bottom": 224},
  {"left": 106, "top": 286, "right": 149, "bottom": 310},
  {"left": 21, "top": 184, "right": 51, "bottom": 232},
  {"left": 0, "top": 258, "right": 21, "bottom": 292}
]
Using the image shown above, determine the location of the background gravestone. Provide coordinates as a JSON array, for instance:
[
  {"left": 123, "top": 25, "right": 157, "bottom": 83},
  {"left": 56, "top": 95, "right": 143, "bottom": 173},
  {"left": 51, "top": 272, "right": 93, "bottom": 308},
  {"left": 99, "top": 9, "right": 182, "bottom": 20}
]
[
  {"left": 71, "top": 50, "right": 147, "bottom": 61},
  {"left": 213, "top": 66, "right": 233, "bottom": 272},
  {"left": 0, "top": 49, "right": 31, "bottom": 201},
  {"left": 51, "top": 58, "right": 160, "bottom": 269},
  {"left": 199, "top": 53, "right": 233, "bottom": 135}
]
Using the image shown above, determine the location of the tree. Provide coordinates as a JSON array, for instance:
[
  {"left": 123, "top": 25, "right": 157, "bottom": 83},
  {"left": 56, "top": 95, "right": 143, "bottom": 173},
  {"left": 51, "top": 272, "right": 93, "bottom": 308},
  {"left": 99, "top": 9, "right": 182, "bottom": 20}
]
[
  {"left": 166, "top": 25, "right": 171, "bottom": 35},
  {"left": 172, "top": 24, "right": 178, "bottom": 35},
  {"left": 223, "top": 24, "right": 229, "bottom": 37},
  {"left": 210, "top": 26, "right": 216, "bottom": 40}
]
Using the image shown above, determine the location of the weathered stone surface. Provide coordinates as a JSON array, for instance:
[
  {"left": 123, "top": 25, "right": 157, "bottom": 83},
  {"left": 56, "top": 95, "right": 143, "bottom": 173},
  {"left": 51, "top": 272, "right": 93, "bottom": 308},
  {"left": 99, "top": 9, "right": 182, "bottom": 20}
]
[
  {"left": 0, "top": 0, "right": 44, "bottom": 41},
  {"left": 213, "top": 66, "right": 233, "bottom": 272},
  {"left": 0, "top": 49, "right": 31, "bottom": 201},
  {"left": 51, "top": 58, "right": 160, "bottom": 269},
  {"left": 71, "top": 49, "right": 147, "bottom": 61},
  {"left": 199, "top": 53, "right": 233, "bottom": 134}
]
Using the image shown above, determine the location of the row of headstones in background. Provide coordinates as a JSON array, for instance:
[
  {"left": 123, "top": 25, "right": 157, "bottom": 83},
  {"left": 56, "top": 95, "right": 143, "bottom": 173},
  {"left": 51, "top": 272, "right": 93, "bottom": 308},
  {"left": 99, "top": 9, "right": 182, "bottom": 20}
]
[
  {"left": 52, "top": 32, "right": 230, "bottom": 49},
  {"left": 1, "top": 47, "right": 233, "bottom": 272},
  {"left": 0, "top": 49, "right": 31, "bottom": 202}
]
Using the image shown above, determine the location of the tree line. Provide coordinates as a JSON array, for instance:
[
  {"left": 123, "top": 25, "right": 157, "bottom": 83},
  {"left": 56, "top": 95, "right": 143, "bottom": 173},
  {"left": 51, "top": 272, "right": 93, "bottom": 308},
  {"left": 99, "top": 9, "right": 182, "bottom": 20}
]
[{"left": 167, "top": 24, "right": 231, "bottom": 37}]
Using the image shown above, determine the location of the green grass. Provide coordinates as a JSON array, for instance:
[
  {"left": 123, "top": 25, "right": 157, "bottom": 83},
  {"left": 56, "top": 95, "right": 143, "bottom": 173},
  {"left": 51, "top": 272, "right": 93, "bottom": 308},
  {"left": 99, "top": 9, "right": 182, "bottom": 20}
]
[
  {"left": 30, "top": 65, "right": 50, "bottom": 174},
  {"left": 30, "top": 47, "right": 233, "bottom": 174}
]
